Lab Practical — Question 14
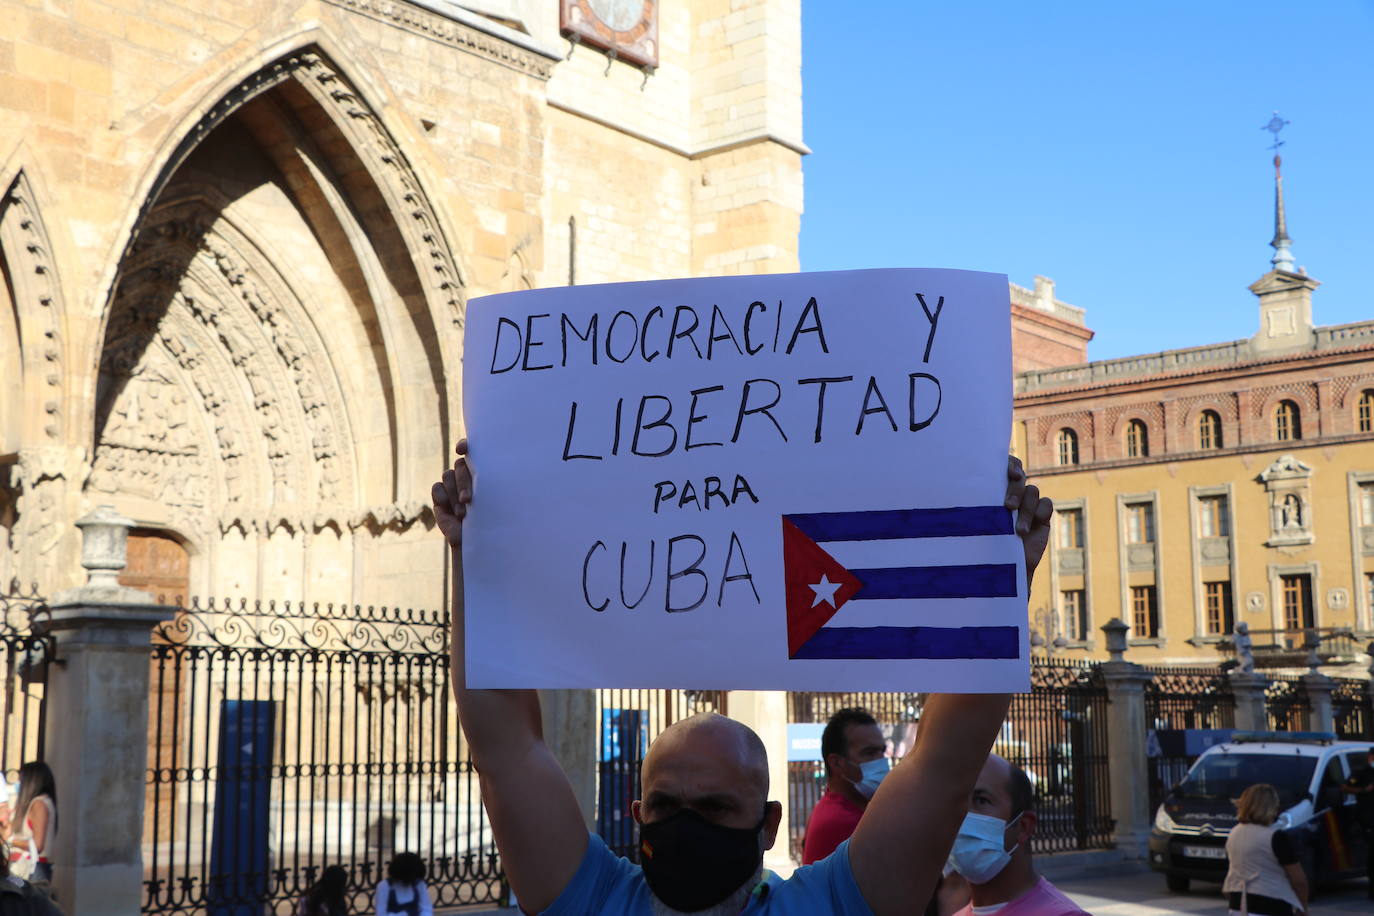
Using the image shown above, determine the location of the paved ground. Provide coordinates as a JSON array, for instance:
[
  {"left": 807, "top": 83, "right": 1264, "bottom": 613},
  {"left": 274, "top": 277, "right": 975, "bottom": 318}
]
[
  {"left": 447, "top": 868, "right": 1374, "bottom": 915},
  {"left": 1056, "top": 870, "right": 1374, "bottom": 915}
]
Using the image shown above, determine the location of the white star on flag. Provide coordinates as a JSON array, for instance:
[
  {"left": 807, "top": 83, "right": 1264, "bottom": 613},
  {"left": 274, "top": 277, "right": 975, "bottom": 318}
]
[{"left": 809, "top": 574, "right": 842, "bottom": 609}]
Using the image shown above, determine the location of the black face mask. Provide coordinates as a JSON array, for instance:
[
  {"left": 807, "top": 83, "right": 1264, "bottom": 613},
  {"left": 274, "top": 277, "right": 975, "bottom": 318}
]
[{"left": 639, "top": 807, "right": 766, "bottom": 912}]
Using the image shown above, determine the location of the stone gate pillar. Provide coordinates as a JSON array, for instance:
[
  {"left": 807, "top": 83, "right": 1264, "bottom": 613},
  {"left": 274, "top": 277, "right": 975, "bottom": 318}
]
[
  {"left": 45, "top": 507, "right": 175, "bottom": 914},
  {"left": 540, "top": 689, "right": 598, "bottom": 828},
  {"left": 1229, "top": 671, "right": 1270, "bottom": 731},
  {"left": 728, "top": 690, "right": 791, "bottom": 873},
  {"left": 1098, "top": 618, "right": 1154, "bottom": 859},
  {"left": 1300, "top": 672, "right": 1335, "bottom": 734}
]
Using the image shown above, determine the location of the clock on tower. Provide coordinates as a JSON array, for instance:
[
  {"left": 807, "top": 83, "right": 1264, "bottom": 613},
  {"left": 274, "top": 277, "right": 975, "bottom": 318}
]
[{"left": 561, "top": 0, "right": 659, "bottom": 69}]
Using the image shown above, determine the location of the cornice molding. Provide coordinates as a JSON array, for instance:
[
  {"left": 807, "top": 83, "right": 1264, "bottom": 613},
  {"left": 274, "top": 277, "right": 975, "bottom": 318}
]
[
  {"left": 326, "top": 0, "right": 556, "bottom": 79},
  {"left": 1016, "top": 341, "right": 1374, "bottom": 404},
  {"left": 1025, "top": 431, "right": 1374, "bottom": 478}
]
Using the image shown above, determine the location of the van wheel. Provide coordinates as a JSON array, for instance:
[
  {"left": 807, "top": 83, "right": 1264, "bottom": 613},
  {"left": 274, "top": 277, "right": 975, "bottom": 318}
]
[{"left": 1166, "top": 873, "right": 1190, "bottom": 893}]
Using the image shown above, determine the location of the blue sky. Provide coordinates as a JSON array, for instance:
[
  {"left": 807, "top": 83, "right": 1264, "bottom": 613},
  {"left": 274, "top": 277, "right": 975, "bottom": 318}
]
[{"left": 798, "top": 1, "right": 1374, "bottom": 361}]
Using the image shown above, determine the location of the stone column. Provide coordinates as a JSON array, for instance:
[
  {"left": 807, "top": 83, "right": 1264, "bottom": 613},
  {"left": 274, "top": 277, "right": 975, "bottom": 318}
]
[
  {"left": 46, "top": 507, "right": 176, "bottom": 914},
  {"left": 728, "top": 690, "right": 792, "bottom": 873},
  {"left": 1098, "top": 618, "right": 1154, "bottom": 858},
  {"left": 540, "top": 689, "right": 599, "bottom": 828},
  {"left": 1300, "top": 673, "right": 1335, "bottom": 734},
  {"left": 1229, "top": 671, "right": 1271, "bottom": 731}
]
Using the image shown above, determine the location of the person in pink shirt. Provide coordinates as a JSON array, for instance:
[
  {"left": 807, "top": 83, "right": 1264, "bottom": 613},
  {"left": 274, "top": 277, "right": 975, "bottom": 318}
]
[
  {"left": 946, "top": 755, "right": 1089, "bottom": 916},
  {"left": 801, "top": 707, "right": 890, "bottom": 864}
]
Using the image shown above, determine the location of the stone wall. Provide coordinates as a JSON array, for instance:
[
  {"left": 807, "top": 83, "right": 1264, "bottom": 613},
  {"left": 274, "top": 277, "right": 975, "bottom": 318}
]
[{"left": 0, "top": 0, "right": 806, "bottom": 606}]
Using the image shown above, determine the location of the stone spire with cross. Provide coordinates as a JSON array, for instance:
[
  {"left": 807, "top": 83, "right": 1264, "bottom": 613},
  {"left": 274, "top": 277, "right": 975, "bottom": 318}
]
[{"left": 1250, "top": 112, "right": 1319, "bottom": 355}]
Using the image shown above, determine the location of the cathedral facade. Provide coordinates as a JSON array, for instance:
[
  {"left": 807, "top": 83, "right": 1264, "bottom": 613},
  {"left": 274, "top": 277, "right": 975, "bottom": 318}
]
[{"left": 0, "top": 0, "right": 806, "bottom": 607}]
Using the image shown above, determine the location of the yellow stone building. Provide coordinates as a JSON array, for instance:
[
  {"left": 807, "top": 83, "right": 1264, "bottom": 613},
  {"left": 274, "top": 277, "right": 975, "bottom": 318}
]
[
  {"left": 1015, "top": 161, "right": 1374, "bottom": 668},
  {"left": 0, "top": 0, "right": 806, "bottom": 606}
]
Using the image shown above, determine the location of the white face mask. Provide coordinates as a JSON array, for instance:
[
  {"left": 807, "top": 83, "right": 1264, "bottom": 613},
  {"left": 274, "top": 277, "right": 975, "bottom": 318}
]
[
  {"left": 852, "top": 756, "right": 891, "bottom": 799},
  {"left": 949, "top": 810, "right": 1022, "bottom": 884}
]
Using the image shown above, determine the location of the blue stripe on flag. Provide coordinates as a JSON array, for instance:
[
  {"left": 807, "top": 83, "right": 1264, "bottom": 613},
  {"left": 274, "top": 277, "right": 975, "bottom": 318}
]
[
  {"left": 792, "top": 626, "right": 1020, "bottom": 660},
  {"left": 851, "top": 563, "right": 1017, "bottom": 600},
  {"left": 785, "top": 506, "right": 1011, "bottom": 542}
]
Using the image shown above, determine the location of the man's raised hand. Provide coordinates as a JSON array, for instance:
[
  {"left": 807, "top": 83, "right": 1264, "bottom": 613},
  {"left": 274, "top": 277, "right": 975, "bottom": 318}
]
[
  {"left": 1004, "top": 454, "right": 1053, "bottom": 587},
  {"left": 432, "top": 439, "right": 471, "bottom": 550}
]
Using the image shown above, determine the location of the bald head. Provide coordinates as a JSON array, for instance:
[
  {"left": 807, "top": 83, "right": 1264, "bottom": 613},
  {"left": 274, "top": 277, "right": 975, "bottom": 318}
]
[{"left": 636, "top": 713, "right": 771, "bottom": 831}]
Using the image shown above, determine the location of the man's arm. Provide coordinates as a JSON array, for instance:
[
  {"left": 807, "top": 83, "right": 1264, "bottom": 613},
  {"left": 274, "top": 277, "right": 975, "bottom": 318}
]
[
  {"left": 434, "top": 440, "right": 588, "bottom": 912},
  {"left": 847, "top": 456, "right": 1052, "bottom": 916}
]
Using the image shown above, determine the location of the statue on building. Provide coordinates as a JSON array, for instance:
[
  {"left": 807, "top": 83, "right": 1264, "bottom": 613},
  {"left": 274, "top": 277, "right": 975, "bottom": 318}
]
[
  {"left": 1279, "top": 493, "right": 1303, "bottom": 531},
  {"left": 1233, "top": 621, "right": 1255, "bottom": 673}
]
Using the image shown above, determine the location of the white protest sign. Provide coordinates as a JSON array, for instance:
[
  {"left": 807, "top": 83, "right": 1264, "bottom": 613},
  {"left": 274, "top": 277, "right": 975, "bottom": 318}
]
[{"left": 461, "top": 268, "right": 1028, "bottom": 691}]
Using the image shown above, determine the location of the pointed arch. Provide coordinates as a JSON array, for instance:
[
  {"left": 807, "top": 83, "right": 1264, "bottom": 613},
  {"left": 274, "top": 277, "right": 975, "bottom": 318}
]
[
  {"left": 91, "top": 40, "right": 469, "bottom": 477},
  {"left": 0, "top": 167, "right": 72, "bottom": 449}
]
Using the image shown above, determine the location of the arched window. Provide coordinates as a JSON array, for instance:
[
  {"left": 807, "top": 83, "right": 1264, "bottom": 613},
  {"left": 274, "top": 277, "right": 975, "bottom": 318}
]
[
  {"left": 1358, "top": 389, "right": 1374, "bottom": 434},
  {"left": 1056, "top": 428, "right": 1079, "bottom": 466},
  {"left": 1197, "top": 410, "right": 1223, "bottom": 450},
  {"left": 1274, "top": 400, "right": 1301, "bottom": 441},
  {"left": 1125, "top": 419, "right": 1149, "bottom": 458}
]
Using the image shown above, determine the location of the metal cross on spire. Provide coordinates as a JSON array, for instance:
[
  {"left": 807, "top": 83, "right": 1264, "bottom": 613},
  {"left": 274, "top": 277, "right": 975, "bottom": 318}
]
[
  {"left": 1262, "top": 111, "right": 1289, "bottom": 152},
  {"left": 1262, "top": 111, "right": 1295, "bottom": 272}
]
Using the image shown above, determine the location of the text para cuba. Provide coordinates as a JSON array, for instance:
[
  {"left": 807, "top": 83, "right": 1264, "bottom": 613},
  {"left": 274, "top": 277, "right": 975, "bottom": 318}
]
[{"left": 488, "top": 294, "right": 947, "bottom": 614}]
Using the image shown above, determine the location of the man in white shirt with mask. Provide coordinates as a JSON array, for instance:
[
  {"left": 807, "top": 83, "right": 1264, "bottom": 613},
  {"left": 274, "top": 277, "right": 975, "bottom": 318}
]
[{"left": 946, "top": 755, "right": 1087, "bottom": 916}]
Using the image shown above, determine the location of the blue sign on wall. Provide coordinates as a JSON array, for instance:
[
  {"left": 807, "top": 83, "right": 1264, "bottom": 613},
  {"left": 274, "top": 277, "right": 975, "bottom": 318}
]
[
  {"left": 787, "top": 723, "right": 826, "bottom": 761},
  {"left": 208, "top": 700, "right": 275, "bottom": 916}
]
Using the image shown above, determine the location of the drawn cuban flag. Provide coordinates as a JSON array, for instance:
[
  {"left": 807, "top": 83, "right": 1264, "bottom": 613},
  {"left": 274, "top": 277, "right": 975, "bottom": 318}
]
[{"left": 782, "top": 506, "right": 1022, "bottom": 660}]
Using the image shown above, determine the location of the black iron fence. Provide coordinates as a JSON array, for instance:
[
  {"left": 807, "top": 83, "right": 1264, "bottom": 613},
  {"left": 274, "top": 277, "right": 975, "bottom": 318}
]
[
  {"left": 1333, "top": 677, "right": 1374, "bottom": 740},
  {"left": 785, "top": 662, "right": 1113, "bottom": 862},
  {"left": 1007, "top": 661, "right": 1113, "bottom": 854},
  {"left": 1143, "top": 666, "right": 1235, "bottom": 811},
  {"left": 784, "top": 691, "right": 922, "bottom": 862},
  {"left": 142, "top": 598, "right": 501, "bottom": 915},
  {"left": 0, "top": 581, "right": 51, "bottom": 784},
  {"left": 1265, "top": 675, "right": 1313, "bottom": 732}
]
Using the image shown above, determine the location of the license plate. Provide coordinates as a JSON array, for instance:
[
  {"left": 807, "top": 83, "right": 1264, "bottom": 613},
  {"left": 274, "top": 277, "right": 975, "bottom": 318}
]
[{"left": 1181, "top": 845, "right": 1227, "bottom": 860}]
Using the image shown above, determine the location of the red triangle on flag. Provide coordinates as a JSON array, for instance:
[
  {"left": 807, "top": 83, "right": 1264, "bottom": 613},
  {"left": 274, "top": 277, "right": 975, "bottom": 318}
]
[{"left": 783, "top": 518, "right": 864, "bottom": 657}]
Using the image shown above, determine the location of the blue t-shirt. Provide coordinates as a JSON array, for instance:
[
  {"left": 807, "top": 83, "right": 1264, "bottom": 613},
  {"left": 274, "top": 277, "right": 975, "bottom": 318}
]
[{"left": 540, "top": 834, "right": 874, "bottom": 915}]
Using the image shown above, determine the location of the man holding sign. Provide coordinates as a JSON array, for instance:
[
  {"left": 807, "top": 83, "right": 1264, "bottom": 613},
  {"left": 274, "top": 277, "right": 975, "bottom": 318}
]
[
  {"left": 433, "top": 444, "right": 1050, "bottom": 915},
  {"left": 439, "top": 268, "right": 1054, "bottom": 914}
]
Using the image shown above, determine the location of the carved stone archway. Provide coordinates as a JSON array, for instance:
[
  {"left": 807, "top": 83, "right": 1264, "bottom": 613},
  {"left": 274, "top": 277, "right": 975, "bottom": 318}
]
[{"left": 91, "top": 48, "right": 459, "bottom": 603}]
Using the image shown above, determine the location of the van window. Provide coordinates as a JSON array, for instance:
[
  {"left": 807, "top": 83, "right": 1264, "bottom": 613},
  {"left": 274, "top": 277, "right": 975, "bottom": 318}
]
[
  {"left": 1318, "top": 757, "right": 1346, "bottom": 810},
  {"left": 1177, "top": 754, "right": 1317, "bottom": 809}
]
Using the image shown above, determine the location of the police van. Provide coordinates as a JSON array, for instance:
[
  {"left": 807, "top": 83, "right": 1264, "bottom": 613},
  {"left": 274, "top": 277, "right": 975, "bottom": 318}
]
[{"left": 1149, "top": 732, "right": 1371, "bottom": 892}]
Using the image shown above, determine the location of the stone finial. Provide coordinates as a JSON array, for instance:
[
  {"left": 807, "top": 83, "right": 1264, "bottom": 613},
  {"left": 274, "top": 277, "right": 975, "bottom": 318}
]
[
  {"left": 1101, "top": 617, "right": 1129, "bottom": 662},
  {"left": 74, "top": 505, "right": 135, "bottom": 589}
]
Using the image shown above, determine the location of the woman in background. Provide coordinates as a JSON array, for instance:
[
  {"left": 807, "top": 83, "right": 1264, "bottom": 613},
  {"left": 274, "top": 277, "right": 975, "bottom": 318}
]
[
  {"left": 1223, "top": 783, "right": 1307, "bottom": 916},
  {"left": 7, "top": 763, "right": 55, "bottom": 887}
]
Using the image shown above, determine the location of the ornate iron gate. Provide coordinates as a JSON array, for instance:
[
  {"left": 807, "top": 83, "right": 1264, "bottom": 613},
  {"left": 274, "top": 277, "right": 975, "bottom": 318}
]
[
  {"left": 142, "top": 598, "right": 502, "bottom": 915},
  {"left": 0, "top": 582, "right": 51, "bottom": 784},
  {"left": 1143, "top": 666, "right": 1235, "bottom": 812},
  {"left": 786, "top": 662, "right": 1113, "bottom": 861},
  {"left": 1333, "top": 677, "right": 1373, "bottom": 739}
]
